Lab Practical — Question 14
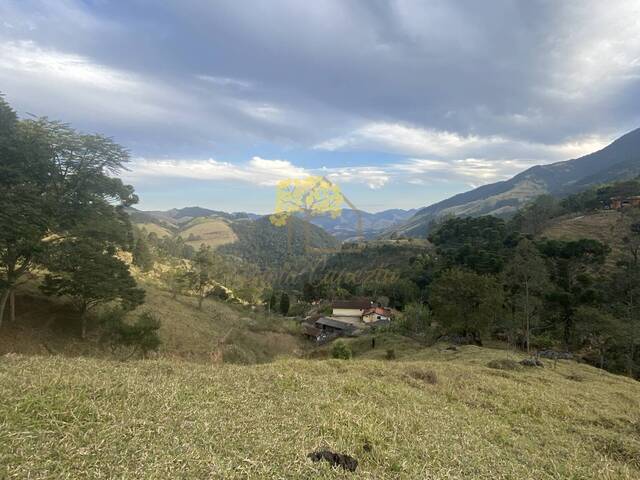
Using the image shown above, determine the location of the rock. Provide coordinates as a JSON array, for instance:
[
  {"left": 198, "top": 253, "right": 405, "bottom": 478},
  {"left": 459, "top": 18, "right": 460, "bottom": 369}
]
[
  {"left": 307, "top": 450, "right": 358, "bottom": 472},
  {"left": 520, "top": 358, "right": 544, "bottom": 367},
  {"left": 538, "top": 350, "right": 573, "bottom": 360}
]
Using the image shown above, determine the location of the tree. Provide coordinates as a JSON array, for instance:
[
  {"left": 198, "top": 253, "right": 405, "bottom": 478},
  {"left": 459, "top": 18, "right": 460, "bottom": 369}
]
[
  {"left": 0, "top": 96, "right": 138, "bottom": 326},
  {"left": 430, "top": 268, "right": 503, "bottom": 343},
  {"left": 269, "top": 292, "right": 277, "bottom": 313},
  {"left": 40, "top": 240, "right": 145, "bottom": 338},
  {"left": 279, "top": 292, "right": 290, "bottom": 315},
  {"left": 429, "top": 216, "right": 510, "bottom": 274},
  {"left": 185, "top": 245, "right": 218, "bottom": 310},
  {"left": 133, "top": 236, "right": 154, "bottom": 272},
  {"left": 395, "top": 302, "right": 432, "bottom": 340},
  {"left": 538, "top": 239, "right": 609, "bottom": 347},
  {"left": 504, "top": 239, "right": 549, "bottom": 353},
  {"left": 160, "top": 261, "right": 190, "bottom": 300},
  {"left": 575, "top": 306, "right": 623, "bottom": 370}
]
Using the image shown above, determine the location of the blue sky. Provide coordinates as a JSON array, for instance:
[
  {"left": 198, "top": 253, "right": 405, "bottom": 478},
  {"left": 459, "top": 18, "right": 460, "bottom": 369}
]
[{"left": 1, "top": 1, "right": 640, "bottom": 213}]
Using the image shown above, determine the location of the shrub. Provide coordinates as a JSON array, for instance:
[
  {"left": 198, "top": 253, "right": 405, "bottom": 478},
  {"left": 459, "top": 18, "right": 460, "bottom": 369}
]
[
  {"left": 407, "top": 368, "right": 438, "bottom": 385},
  {"left": 331, "top": 340, "right": 352, "bottom": 360},
  {"left": 385, "top": 348, "right": 396, "bottom": 360},
  {"left": 101, "top": 309, "right": 162, "bottom": 359},
  {"left": 487, "top": 359, "right": 521, "bottom": 371}
]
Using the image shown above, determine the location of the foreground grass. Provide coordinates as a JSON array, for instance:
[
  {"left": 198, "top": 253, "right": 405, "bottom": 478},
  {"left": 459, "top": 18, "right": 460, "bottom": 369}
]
[{"left": 1, "top": 349, "right": 639, "bottom": 479}]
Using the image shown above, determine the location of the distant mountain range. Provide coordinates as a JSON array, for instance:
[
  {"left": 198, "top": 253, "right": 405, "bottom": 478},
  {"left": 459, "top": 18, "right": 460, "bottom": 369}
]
[
  {"left": 387, "top": 127, "right": 640, "bottom": 237},
  {"left": 129, "top": 127, "right": 640, "bottom": 243},
  {"left": 307, "top": 208, "right": 417, "bottom": 240},
  {"left": 128, "top": 206, "right": 418, "bottom": 241}
]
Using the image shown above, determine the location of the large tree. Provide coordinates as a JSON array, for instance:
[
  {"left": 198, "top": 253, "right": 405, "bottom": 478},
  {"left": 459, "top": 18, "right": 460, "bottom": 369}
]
[
  {"left": 0, "top": 96, "right": 138, "bottom": 326},
  {"left": 41, "top": 240, "right": 145, "bottom": 338},
  {"left": 504, "top": 239, "right": 549, "bottom": 353},
  {"left": 430, "top": 267, "right": 503, "bottom": 343}
]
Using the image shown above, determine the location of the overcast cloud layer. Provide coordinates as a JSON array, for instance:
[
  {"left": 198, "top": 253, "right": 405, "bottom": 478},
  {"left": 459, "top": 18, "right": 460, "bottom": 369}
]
[{"left": 2, "top": 1, "right": 640, "bottom": 212}]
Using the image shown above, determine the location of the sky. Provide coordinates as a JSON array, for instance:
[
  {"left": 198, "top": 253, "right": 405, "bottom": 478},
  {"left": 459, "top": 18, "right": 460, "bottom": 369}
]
[{"left": 1, "top": 1, "right": 640, "bottom": 213}]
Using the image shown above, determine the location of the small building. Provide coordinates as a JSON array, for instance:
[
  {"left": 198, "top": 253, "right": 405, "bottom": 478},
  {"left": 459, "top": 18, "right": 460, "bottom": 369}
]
[
  {"left": 331, "top": 299, "right": 373, "bottom": 317},
  {"left": 315, "top": 317, "right": 358, "bottom": 335},
  {"left": 610, "top": 196, "right": 640, "bottom": 210},
  {"left": 362, "top": 306, "right": 391, "bottom": 324}
]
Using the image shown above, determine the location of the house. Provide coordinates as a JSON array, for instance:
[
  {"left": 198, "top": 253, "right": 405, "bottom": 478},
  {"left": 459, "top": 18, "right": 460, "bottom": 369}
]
[
  {"left": 610, "top": 196, "right": 640, "bottom": 210},
  {"left": 362, "top": 306, "right": 391, "bottom": 324},
  {"left": 315, "top": 317, "right": 358, "bottom": 335},
  {"left": 331, "top": 299, "right": 373, "bottom": 318}
]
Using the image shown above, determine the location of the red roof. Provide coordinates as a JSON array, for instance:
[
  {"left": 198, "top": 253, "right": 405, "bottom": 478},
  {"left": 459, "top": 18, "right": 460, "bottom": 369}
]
[{"left": 363, "top": 307, "right": 391, "bottom": 317}]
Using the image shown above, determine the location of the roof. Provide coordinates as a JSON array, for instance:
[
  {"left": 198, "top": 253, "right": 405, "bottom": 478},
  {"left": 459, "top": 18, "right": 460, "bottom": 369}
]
[
  {"left": 315, "top": 317, "right": 357, "bottom": 331},
  {"left": 332, "top": 299, "right": 372, "bottom": 310},
  {"left": 363, "top": 306, "right": 391, "bottom": 317}
]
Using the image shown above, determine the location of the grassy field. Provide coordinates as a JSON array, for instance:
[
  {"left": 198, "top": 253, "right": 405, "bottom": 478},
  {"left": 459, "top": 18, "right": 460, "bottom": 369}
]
[
  {"left": 542, "top": 211, "right": 627, "bottom": 266},
  {"left": 180, "top": 218, "right": 238, "bottom": 249},
  {"left": 136, "top": 222, "right": 174, "bottom": 238},
  {"left": 1, "top": 346, "right": 639, "bottom": 479}
]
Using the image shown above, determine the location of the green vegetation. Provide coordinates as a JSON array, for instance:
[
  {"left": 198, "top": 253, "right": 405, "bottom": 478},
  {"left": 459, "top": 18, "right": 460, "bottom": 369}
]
[{"left": 330, "top": 339, "right": 352, "bottom": 359}]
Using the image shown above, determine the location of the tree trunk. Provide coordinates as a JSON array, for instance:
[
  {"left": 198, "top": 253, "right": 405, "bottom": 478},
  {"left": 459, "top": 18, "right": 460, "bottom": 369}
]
[
  {"left": 81, "top": 315, "right": 87, "bottom": 340},
  {"left": 524, "top": 281, "right": 530, "bottom": 354},
  {"left": 198, "top": 296, "right": 204, "bottom": 310},
  {"left": 9, "top": 290, "right": 15, "bottom": 323},
  {"left": 0, "top": 289, "right": 9, "bottom": 328}
]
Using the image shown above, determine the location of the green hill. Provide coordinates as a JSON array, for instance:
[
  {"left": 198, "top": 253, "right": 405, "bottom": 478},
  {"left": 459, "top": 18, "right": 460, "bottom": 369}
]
[{"left": 1, "top": 347, "right": 638, "bottom": 479}]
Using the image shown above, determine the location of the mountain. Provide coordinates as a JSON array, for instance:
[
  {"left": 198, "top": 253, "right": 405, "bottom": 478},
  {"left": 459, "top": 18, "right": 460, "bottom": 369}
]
[
  {"left": 308, "top": 208, "right": 417, "bottom": 240},
  {"left": 128, "top": 207, "right": 338, "bottom": 270},
  {"left": 129, "top": 206, "right": 416, "bottom": 242},
  {"left": 389, "top": 127, "right": 640, "bottom": 237},
  {"left": 140, "top": 207, "right": 260, "bottom": 225}
]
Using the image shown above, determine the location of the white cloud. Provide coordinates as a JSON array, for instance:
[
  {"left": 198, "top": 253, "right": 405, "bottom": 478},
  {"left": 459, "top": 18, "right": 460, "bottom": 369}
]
[
  {"left": 0, "top": 40, "right": 137, "bottom": 92},
  {"left": 128, "top": 156, "right": 309, "bottom": 186},
  {"left": 315, "top": 121, "right": 612, "bottom": 163},
  {"left": 323, "top": 166, "right": 390, "bottom": 189},
  {"left": 196, "top": 74, "right": 253, "bottom": 89},
  {"left": 315, "top": 122, "right": 505, "bottom": 157}
]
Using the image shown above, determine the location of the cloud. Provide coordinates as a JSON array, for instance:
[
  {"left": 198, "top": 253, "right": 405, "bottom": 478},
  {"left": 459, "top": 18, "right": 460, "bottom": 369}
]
[
  {"left": 128, "top": 156, "right": 309, "bottom": 186},
  {"left": 314, "top": 122, "right": 613, "bottom": 163},
  {"left": 2, "top": 0, "right": 639, "bottom": 212}
]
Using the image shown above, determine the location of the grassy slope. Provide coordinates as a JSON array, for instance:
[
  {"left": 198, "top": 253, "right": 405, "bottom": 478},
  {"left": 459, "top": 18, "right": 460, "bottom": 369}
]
[
  {"left": 1, "top": 348, "right": 639, "bottom": 479},
  {"left": 541, "top": 210, "right": 628, "bottom": 268},
  {"left": 180, "top": 217, "right": 239, "bottom": 249},
  {"left": 0, "top": 281, "right": 304, "bottom": 364},
  {"left": 136, "top": 222, "right": 174, "bottom": 238}
]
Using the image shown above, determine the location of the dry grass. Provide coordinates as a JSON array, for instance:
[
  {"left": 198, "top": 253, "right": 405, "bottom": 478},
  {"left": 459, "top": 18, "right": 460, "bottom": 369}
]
[
  {"left": 180, "top": 218, "right": 238, "bottom": 249},
  {"left": 136, "top": 222, "right": 173, "bottom": 238},
  {"left": 0, "top": 352, "right": 638, "bottom": 479}
]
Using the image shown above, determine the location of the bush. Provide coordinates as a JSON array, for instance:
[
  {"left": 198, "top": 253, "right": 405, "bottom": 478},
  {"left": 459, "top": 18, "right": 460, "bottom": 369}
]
[
  {"left": 101, "top": 309, "right": 162, "bottom": 359},
  {"left": 487, "top": 359, "right": 522, "bottom": 371},
  {"left": 331, "top": 340, "right": 352, "bottom": 360},
  {"left": 385, "top": 348, "right": 396, "bottom": 360}
]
